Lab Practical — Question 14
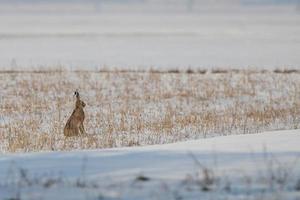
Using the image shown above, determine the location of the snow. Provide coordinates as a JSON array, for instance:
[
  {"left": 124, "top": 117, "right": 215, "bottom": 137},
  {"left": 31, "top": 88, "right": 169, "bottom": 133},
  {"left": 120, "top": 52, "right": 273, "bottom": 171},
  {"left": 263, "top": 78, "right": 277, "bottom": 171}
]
[
  {"left": 0, "top": 129, "right": 300, "bottom": 199},
  {"left": 1, "top": 1, "right": 300, "bottom": 199},
  {"left": 0, "top": 3, "right": 300, "bottom": 70}
]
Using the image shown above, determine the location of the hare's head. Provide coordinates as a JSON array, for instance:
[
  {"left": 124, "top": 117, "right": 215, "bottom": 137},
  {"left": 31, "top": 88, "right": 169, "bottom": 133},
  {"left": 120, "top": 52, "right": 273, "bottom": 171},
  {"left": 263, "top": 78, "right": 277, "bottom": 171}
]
[
  {"left": 77, "top": 99, "right": 86, "bottom": 108},
  {"left": 73, "top": 90, "right": 86, "bottom": 108},
  {"left": 75, "top": 98, "right": 86, "bottom": 108}
]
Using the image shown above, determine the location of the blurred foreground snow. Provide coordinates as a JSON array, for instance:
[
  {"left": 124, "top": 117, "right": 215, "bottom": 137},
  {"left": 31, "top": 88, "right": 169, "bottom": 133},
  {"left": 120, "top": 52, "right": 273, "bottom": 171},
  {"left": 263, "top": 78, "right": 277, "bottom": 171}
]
[{"left": 0, "top": 129, "right": 300, "bottom": 199}]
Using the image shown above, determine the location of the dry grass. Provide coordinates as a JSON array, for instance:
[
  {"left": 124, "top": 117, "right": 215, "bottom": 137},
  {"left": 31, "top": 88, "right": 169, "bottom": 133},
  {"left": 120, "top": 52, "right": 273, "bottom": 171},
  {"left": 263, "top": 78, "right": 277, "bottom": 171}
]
[{"left": 1, "top": 69, "right": 300, "bottom": 153}]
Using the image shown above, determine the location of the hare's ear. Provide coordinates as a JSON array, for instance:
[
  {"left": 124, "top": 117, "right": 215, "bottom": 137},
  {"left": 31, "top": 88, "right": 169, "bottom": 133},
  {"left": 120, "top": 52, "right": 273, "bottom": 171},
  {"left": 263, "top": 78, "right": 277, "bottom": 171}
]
[{"left": 74, "top": 89, "right": 80, "bottom": 98}]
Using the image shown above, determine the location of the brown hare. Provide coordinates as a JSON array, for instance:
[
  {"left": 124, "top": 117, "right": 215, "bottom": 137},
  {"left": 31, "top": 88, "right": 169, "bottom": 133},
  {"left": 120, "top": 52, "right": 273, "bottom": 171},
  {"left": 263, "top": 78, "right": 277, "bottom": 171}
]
[{"left": 64, "top": 90, "right": 86, "bottom": 137}]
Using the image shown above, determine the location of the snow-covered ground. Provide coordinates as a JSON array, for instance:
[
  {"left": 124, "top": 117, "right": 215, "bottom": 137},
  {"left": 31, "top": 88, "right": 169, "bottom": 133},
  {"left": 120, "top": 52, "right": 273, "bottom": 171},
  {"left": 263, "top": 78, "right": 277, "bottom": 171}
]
[
  {"left": 1, "top": 71, "right": 300, "bottom": 153},
  {"left": 1, "top": 129, "right": 300, "bottom": 200},
  {"left": 0, "top": 3, "right": 300, "bottom": 70},
  {"left": 1, "top": 1, "right": 300, "bottom": 199}
]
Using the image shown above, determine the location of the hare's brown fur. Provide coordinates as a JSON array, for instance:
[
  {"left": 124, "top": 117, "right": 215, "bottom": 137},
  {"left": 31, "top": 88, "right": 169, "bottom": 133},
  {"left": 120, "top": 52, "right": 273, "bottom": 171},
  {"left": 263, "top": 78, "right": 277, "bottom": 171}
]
[{"left": 64, "top": 91, "right": 86, "bottom": 137}]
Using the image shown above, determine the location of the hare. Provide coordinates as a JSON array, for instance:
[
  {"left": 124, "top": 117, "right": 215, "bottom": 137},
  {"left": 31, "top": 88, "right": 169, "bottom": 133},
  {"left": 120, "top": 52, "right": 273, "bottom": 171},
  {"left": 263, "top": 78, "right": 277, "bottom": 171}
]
[{"left": 64, "top": 90, "right": 86, "bottom": 137}]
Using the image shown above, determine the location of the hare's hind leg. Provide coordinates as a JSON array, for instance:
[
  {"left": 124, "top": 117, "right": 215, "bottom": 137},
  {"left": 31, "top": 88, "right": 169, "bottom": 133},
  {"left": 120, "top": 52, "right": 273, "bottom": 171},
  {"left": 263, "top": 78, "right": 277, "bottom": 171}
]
[
  {"left": 79, "top": 123, "right": 86, "bottom": 135},
  {"left": 64, "top": 125, "right": 71, "bottom": 137},
  {"left": 72, "top": 126, "right": 80, "bottom": 136},
  {"left": 64, "top": 128, "right": 78, "bottom": 137}
]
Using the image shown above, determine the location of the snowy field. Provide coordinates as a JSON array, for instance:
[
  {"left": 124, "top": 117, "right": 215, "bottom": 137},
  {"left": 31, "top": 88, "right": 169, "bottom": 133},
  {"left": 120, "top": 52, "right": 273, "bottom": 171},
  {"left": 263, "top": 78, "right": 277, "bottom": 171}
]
[
  {"left": 1, "top": 70, "right": 300, "bottom": 153},
  {"left": 0, "top": 1, "right": 300, "bottom": 70},
  {"left": 0, "top": 129, "right": 300, "bottom": 200},
  {"left": 1, "top": 1, "right": 300, "bottom": 199}
]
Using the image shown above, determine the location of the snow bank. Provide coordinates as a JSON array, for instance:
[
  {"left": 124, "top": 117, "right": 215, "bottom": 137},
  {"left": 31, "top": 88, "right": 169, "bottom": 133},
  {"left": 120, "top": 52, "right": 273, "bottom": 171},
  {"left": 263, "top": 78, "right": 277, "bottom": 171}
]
[{"left": 0, "top": 129, "right": 299, "bottom": 199}]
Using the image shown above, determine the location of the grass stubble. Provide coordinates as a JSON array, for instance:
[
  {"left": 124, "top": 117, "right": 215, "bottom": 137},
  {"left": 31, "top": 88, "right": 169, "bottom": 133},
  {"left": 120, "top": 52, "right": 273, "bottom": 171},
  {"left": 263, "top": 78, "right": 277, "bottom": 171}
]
[{"left": 0, "top": 68, "right": 300, "bottom": 153}]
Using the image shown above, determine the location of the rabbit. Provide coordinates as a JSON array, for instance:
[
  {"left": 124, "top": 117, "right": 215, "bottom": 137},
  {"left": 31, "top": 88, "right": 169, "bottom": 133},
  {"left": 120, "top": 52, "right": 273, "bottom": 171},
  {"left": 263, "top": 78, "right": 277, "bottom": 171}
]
[{"left": 64, "top": 90, "right": 86, "bottom": 137}]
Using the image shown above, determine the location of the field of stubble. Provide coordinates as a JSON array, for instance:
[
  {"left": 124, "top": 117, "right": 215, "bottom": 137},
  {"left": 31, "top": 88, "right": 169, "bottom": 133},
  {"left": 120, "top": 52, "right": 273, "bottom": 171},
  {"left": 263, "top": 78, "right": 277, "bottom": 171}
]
[{"left": 1, "top": 69, "right": 300, "bottom": 153}]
